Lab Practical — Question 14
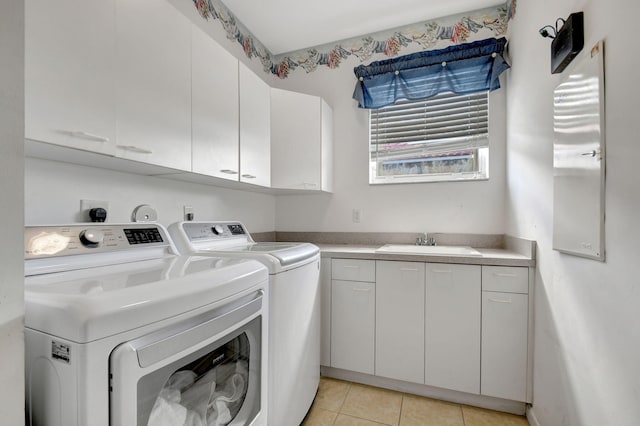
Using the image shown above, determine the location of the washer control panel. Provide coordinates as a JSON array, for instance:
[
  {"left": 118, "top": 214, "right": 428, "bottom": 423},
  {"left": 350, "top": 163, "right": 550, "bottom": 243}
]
[
  {"left": 182, "top": 222, "right": 249, "bottom": 242},
  {"left": 25, "top": 224, "right": 169, "bottom": 259}
]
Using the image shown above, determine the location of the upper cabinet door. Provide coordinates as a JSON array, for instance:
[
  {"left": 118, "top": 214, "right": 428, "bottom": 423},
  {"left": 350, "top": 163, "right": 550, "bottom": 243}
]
[
  {"left": 271, "top": 89, "right": 322, "bottom": 190},
  {"left": 191, "top": 25, "right": 240, "bottom": 180},
  {"left": 239, "top": 63, "right": 271, "bottom": 187},
  {"left": 321, "top": 99, "right": 334, "bottom": 192},
  {"left": 25, "top": 0, "right": 116, "bottom": 155},
  {"left": 115, "top": 0, "right": 192, "bottom": 171}
]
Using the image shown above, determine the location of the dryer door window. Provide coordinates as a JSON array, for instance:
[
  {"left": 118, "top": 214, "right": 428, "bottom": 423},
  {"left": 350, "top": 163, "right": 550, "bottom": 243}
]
[
  {"left": 109, "top": 291, "right": 263, "bottom": 426},
  {"left": 141, "top": 330, "right": 253, "bottom": 425}
]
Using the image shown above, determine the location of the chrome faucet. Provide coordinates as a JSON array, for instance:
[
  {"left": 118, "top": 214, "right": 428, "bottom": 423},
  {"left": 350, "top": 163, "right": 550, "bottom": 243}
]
[{"left": 416, "top": 233, "right": 436, "bottom": 246}]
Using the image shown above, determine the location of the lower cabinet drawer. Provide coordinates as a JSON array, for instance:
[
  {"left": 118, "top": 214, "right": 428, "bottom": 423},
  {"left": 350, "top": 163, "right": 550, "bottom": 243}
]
[
  {"left": 482, "top": 266, "right": 528, "bottom": 293},
  {"left": 331, "top": 258, "right": 375, "bottom": 282}
]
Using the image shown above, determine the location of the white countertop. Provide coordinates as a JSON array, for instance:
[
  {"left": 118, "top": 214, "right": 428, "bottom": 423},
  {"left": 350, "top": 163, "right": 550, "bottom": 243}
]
[{"left": 318, "top": 244, "right": 534, "bottom": 267}]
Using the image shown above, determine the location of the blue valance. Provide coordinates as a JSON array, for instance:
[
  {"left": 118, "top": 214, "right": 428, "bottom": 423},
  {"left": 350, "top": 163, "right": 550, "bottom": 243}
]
[{"left": 353, "top": 37, "right": 510, "bottom": 109}]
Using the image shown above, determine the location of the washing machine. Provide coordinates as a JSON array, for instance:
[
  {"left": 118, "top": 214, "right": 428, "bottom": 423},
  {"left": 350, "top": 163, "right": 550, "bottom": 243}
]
[
  {"left": 168, "top": 221, "right": 320, "bottom": 426},
  {"left": 24, "top": 223, "right": 269, "bottom": 426}
]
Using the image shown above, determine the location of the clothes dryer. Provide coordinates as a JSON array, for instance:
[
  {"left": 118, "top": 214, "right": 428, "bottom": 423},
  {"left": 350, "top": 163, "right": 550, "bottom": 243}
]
[{"left": 24, "top": 223, "right": 268, "bottom": 426}]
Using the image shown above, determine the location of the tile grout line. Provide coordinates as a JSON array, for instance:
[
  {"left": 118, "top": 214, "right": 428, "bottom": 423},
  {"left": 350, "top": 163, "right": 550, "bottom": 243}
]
[
  {"left": 337, "top": 382, "right": 398, "bottom": 426},
  {"left": 461, "top": 404, "right": 467, "bottom": 426},
  {"left": 398, "top": 393, "right": 406, "bottom": 426},
  {"left": 332, "top": 381, "right": 352, "bottom": 425}
]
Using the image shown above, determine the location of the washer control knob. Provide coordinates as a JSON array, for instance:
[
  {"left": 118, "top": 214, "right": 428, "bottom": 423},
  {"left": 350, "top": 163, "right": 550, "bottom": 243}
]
[
  {"left": 79, "top": 229, "right": 104, "bottom": 248},
  {"left": 212, "top": 225, "right": 225, "bottom": 236}
]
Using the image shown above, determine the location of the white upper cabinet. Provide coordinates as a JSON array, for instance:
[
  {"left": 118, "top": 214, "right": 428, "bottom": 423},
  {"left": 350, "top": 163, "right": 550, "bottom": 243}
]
[
  {"left": 239, "top": 63, "right": 271, "bottom": 187},
  {"left": 115, "top": 0, "right": 192, "bottom": 171},
  {"left": 321, "top": 100, "right": 334, "bottom": 192},
  {"left": 25, "top": 0, "right": 117, "bottom": 155},
  {"left": 191, "top": 25, "right": 240, "bottom": 180},
  {"left": 271, "top": 89, "right": 333, "bottom": 191}
]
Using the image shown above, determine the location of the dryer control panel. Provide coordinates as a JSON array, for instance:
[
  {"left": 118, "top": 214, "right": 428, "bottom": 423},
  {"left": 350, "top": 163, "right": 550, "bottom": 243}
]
[{"left": 25, "top": 224, "right": 170, "bottom": 259}]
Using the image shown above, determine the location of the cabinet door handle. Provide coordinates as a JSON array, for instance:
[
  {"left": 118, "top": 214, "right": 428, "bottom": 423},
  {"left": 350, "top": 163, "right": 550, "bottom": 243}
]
[
  {"left": 68, "top": 130, "right": 110, "bottom": 142},
  {"left": 342, "top": 265, "right": 360, "bottom": 269},
  {"left": 494, "top": 272, "right": 517, "bottom": 277},
  {"left": 241, "top": 174, "right": 256, "bottom": 179},
  {"left": 400, "top": 267, "right": 419, "bottom": 272},
  {"left": 352, "top": 287, "right": 371, "bottom": 292},
  {"left": 431, "top": 269, "right": 452, "bottom": 274},
  {"left": 488, "top": 298, "right": 512, "bottom": 304},
  {"left": 116, "top": 145, "right": 153, "bottom": 154},
  {"left": 220, "top": 169, "right": 238, "bottom": 175},
  {"left": 302, "top": 182, "right": 318, "bottom": 189}
]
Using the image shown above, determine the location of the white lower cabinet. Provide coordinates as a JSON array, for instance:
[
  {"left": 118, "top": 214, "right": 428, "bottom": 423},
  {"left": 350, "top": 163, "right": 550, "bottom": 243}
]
[
  {"left": 425, "top": 264, "right": 481, "bottom": 394},
  {"left": 481, "top": 266, "right": 529, "bottom": 401},
  {"left": 375, "top": 261, "right": 425, "bottom": 383},
  {"left": 331, "top": 279, "right": 375, "bottom": 374},
  {"left": 320, "top": 260, "right": 331, "bottom": 367},
  {"left": 327, "top": 258, "right": 530, "bottom": 403},
  {"left": 330, "top": 259, "right": 375, "bottom": 374}
]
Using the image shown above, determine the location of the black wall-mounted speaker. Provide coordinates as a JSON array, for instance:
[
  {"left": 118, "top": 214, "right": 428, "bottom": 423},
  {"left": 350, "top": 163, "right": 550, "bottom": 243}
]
[{"left": 551, "top": 12, "right": 584, "bottom": 74}]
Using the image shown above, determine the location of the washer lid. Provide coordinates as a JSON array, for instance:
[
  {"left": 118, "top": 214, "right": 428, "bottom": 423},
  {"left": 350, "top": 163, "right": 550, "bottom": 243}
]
[
  {"left": 219, "top": 242, "right": 319, "bottom": 266},
  {"left": 195, "top": 242, "right": 319, "bottom": 273},
  {"left": 24, "top": 256, "right": 267, "bottom": 343}
]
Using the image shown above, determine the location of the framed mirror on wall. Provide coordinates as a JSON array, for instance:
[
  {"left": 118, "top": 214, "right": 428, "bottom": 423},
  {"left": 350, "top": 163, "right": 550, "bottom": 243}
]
[{"left": 552, "top": 40, "right": 606, "bottom": 261}]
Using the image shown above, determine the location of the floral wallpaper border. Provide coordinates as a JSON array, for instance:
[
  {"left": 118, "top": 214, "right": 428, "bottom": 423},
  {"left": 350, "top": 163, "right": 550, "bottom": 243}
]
[{"left": 192, "top": 0, "right": 517, "bottom": 79}]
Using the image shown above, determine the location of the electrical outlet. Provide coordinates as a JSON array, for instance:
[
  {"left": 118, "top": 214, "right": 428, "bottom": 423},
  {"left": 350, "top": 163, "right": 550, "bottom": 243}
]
[
  {"left": 352, "top": 208, "right": 362, "bottom": 223},
  {"left": 80, "top": 199, "right": 110, "bottom": 222},
  {"left": 183, "top": 205, "right": 195, "bottom": 221}
]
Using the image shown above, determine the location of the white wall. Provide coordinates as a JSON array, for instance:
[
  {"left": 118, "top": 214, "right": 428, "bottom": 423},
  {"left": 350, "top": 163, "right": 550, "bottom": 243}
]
[
  {"left": 168, "top": 0, "right": 507, "bottom": 235},
  {"left": 25, "top": 158, "right": 276, "bottom": 231},
  {"left": 273, "top": 59, "right": 507, "bottom": 233},
  {"left": 506, "top": 0, "right": 640, "bottom": 424},
  {"left": 0, "top": 0, "right": 25, "bottom": 423}
]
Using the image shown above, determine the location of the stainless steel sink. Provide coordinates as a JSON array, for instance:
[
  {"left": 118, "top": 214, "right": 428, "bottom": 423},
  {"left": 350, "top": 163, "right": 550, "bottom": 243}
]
[{"left": 375, "top": 244, "right": 482, "bottom": 257}]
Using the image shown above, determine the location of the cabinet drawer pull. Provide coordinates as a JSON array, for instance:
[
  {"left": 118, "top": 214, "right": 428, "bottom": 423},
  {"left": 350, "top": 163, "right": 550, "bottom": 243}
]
[
  {"left": 117, "top": 145, "right": 153, "bottom": 154},
  {"left": 302, "top": 182, "right": 318, "bottom": 189},
  {"left": 220, "top": 169, "right": 238, "bottom": 174},
  {"left": 241, "top": 174, "right": 256, "bottom": 179},
  {"left": 488, "top": 298, "right": 512, "bottom": 304},
  {"left": 342, "top": 265, "right": 360, "bottom": 269},
  {"left": 68, "top": 130, "right": 110, "bottom": 142},
  {"left": 494, "top": 273, "right": 518, "bottom": 278},
  {"left": 352, "top": 287, "right": 371, "bottom": 292},
  {"left": 400, "top": 267, "right": 419, "bottom": 272},
  {"left": 431, "top": 269, "right": 452, "bottom": 274}
]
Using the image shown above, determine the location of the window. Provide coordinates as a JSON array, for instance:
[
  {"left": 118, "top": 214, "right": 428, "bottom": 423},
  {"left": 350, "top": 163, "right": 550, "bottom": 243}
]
[{"left": 369, "top": 91, "right": 489, "bottom": 184}]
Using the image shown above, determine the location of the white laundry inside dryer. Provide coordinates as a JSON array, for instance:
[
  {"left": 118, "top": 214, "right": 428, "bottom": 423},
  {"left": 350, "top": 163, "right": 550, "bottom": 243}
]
[{"left": 148, "top": 336, "right": 250, "bottom": 426}]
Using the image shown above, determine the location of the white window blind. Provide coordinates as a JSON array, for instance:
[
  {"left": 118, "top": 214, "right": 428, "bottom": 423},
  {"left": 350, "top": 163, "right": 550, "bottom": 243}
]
[
  {"left": 369, "top": 91, "right": 490, "bottom": 184},
  {"left": 370, "top": 91, "right": 489, "bottom": 151}
]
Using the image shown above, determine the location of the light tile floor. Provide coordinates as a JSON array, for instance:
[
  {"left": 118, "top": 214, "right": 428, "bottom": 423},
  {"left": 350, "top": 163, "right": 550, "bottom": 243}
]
[{"left": 302, "top": 377, "right": 529, "bottom": 426}]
